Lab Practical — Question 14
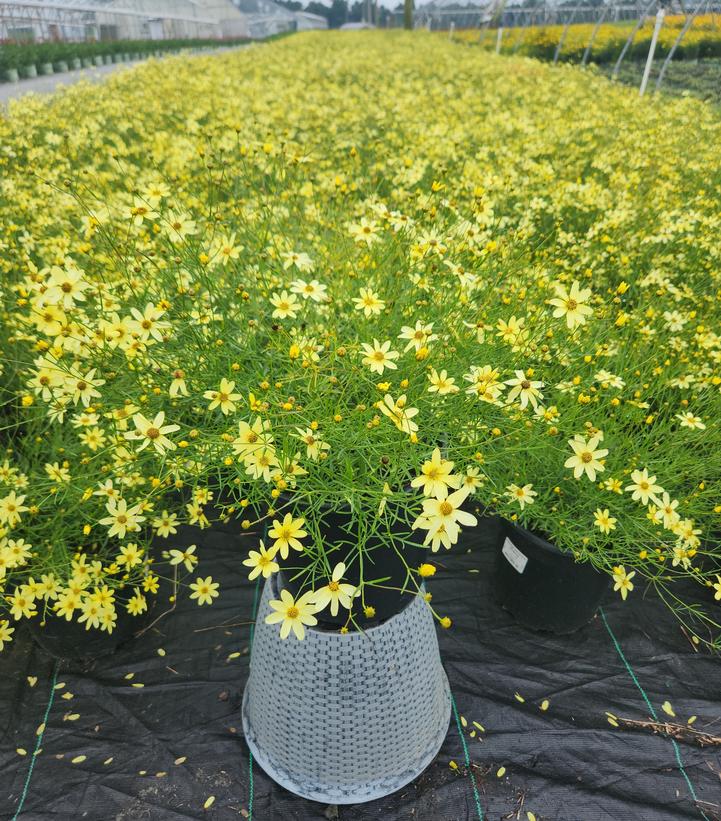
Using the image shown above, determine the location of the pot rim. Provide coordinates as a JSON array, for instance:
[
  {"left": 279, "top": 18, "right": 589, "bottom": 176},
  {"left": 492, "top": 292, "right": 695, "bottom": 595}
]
[{"left": 270, "top": 569, "right": 421, "bottom": 637}]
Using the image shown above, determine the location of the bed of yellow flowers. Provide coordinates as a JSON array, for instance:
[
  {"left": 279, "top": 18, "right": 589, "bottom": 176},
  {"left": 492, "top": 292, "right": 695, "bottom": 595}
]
[
  {"left": 457, "top": 14, "right": 721, "bottom": 64},
  {"left": 1, "top": 31, "right": 721, "bottom": 652}
]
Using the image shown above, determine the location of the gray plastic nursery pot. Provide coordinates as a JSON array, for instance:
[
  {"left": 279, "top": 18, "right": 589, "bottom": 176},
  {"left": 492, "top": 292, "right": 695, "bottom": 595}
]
[
  {"left": 39, "top": 62, "right": 54, "bottom": 75},
  {"left": 242, "top": 574, "right": 451, "bottom": 803},
  {"left": 27, "top": 602, "right": 152, "bottom": 661},
  {"left": 4, "top": 68, "right": 19, "bottom": 83},
  {"left": 70, "top": 58, "right": 82, "bottom": 70},
  {"left": 493, "top": 519, "right": 611, "bottom": 634},
  {"left": 55, "top": 61, "right": 69, "bottom": 73},
  {"left": 93, "top": 56, "right": 104, "bottom": 67},
  {"left": 22, "top": 64, "right": 37, "bottom": 79},
  {"left": 82, "top": 57, "right": 93, "bottom": 68}
]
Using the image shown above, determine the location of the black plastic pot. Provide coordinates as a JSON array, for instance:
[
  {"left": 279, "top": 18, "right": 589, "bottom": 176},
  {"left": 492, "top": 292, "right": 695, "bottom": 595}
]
[
  {"left": 280, "top": 499, "right": 422, "bottom": 629},
  {"left": 27, "top": 601, "right": 151, "bottom": 661},
  {"left": 493, "top": 520, "right": 610, "bottom": 634}
]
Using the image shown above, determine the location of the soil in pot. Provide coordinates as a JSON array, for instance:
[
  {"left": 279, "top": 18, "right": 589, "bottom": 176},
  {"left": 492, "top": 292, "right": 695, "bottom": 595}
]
[
  {"left": 27, "top": 598, "right": 153, "bottom": 661},
  {"left": 279, "top": 498, "right": 424, "bottom": 629},
  {"left": 493, "top": 519, "right": 610, "bottom": 634}
]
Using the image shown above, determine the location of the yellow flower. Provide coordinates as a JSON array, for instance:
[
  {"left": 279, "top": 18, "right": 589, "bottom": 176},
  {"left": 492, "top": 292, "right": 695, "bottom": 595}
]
[
  {"left": 233, "top": 417, "right": 273, "bottom": 459},
  {"left": 548, "top": 280, "right": 593, "bottom": 329},
  {"left": 242, "top": 541, "right": 280, "bottom": 580},
  {"left": 360, "top": 339, "right": 399, "bottom": 375},
  {"left": 169, "top": 544, "right": 198, "bottom": 572},
  {"left": 625, "top": 468, "right": 664, "bottom": 506},
  {"left": 117, "top": 542, "right": 144, "bottom": 568},
  {"left": 412, "top": 487, "right": 477, "bottom": 551},
  {"left": 352, "top": 287, "right": 385, "bottom": 318},
  {"left": 54, "top": 590, "right": 81, "bottom": 621},
  {"left": 377, "top": 394, "right": 419, "bottom": 436},
  {"left": 290, "top": 278, "right": 328, "bottom": 303},
  {"left": 312, "top": 562, "right": 357, "bottom": 617},
  {"left": 293, "top": 427, "right": 330, "bottom": 461},
  {"left": 9, "top": 587, "right": 37, "bottom": 621},
  {"left": 125, "top": 411, "right": 179, "bottom": 454},
  {"left": 593, "top": 508, "right": 617, "bottom": 535},
  {"left": 189, "top": 576, "right": 220, "bottom": 606},
  {"left": 564, "top": 435, "right": 608, "bottom": 482},
  {"left": 203, "top": 378, "right": 242, "bottom": 415},
  {"left": 77, "top": 596, "right": 105, "bottom": 630},
  {"left": 418, "top": 563, "right": 436, "bottom": 577},
  {"left": 463, "top": 365, "right": 505, "bottom": 403},
  {"left": 504, "top": 370, "right": 544, "bottom": 411},
  {"left": 265, "top": 589, "right": 319, "bottom": 640},
  {"left": 127, "top": 590, "right": 148, "bottom": 615},
  {"left": 267, "top": 513, "right": 307, "bottom": 560},
  {"left": 427, "top": 368, "right": 459, "bottom": 395},
  {"left": 152, "top": 510, "right": 179, "bottom": 538},
  {"left": 0, "top": 619, "right": 15, "bottom": 650},
  {"left": 398, "top": 320, "right": 437, "bottom": 352},
  {"left": 612, "top": 566, "right": 635, "bottom": 601},
  {"left": 410, "top": 447, "right": 462, "bottom": 499},
  {"left": 676, "top": 412, "right": 705, "bottom": 430},
  {"left": 99, "top": 498, "right": 145, "bottom": 540},
  {"left": 712, "top": 576, "right": 721, "bottom": 602},
  {"left": 0, "top": 491, "right": 29, "bottom": 527},
  {"left": 505, "top": 483, "right": 537, "bottom": 510},
  {"left": 269, "top": 290, "right": 300, "bottom": 320}
]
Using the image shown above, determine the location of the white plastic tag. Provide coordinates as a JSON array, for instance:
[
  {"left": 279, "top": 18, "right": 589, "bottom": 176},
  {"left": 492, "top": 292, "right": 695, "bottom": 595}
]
[{"left": 502, "top": 537, "right": 528, "bottom": 574}]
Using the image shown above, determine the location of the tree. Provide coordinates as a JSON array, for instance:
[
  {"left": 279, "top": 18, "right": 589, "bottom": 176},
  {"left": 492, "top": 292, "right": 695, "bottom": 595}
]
[
  {"left": 328, "top": 0, "right": 349, "bottom": 27},
  {"left": 404, "top": 0, "right": 413, "bottom": 29}
]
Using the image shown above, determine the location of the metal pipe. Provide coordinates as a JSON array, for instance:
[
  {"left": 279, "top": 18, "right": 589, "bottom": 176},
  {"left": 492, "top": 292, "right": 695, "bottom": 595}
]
[{"left": 639, "top": 6, "right": 665, "bottom": 96}]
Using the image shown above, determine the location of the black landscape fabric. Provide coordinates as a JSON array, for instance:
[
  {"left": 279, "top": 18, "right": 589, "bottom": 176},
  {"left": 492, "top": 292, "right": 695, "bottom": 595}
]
[{"left": 2, "top": 518, "right": 721, "bottom": 821}]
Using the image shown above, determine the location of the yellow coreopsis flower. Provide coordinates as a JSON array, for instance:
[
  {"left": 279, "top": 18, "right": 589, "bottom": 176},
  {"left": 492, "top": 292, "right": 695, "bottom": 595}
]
[
  {"left": 125, "top": 412, "right": 179, "bottom": 454},
  {"left": 203, "top": 378, "right": 242, "bottom": 415},
  {"left": 410, "top": 448, "right": 461, "bottom": 499},
  {"left": 360, "top": 339, "right": 399, "bottom": 375},
  {"left": 265, "top": 589, "right": 319, "bottom": 640},
  {"left": 564, "top": 435, "right": 608, "bottom": 482},
  {"left": 0, "top": 491, "right": 29, "bottom": 527},
  {"left": 267, "top": 513, "right": 307, "bottom": 560},
  {"left": 0, "top": 620, "right": 15, "bottom": 650},
  {"left": 312, "top": 562, "right": 357, "bottom": 617},
  {"left": 548, "top": 281, "right": 593, "bottom": 329},
  {"left": 270, "top": 290, "right": 300, "bottom": 320},
  {"left": 625, "top": 468, "right": 664, "bottom": 506},
  {"left": 427, "top": 368, "right": 459, "bottom": 395},
  {"left": 412, "top": 487, "right": 476, "bottom": 551},
  {"left": 505, "top": 370, "right": 544, "bottom": 411},
  {"left": 377, "top": 394, "right": 419, "bottom": 436},
  {"left": 505, "top": 483, "right": 537, "bottom": 510},
  {"left": 99, "top": 498, "right": 145, "bottom": 540},
  {"left": 243, "top": 541, "right": 280, "bottom": 580},
  {"left": 593, "top": 508, "right": 617, "bottom": 535},
  {"left": 169, "top": 544, "right": 199, "bottom": 572},
  {"left": 352, "top": 287, "right": 385, "bottom": 318},
  {"left": 612, "top": 566, "right": 635, "bottom": 601},
  {"left": 189, "top": 576, "right": 220, "bottom": 606}
]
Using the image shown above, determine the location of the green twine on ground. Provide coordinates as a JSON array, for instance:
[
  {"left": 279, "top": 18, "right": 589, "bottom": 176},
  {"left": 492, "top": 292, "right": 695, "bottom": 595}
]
[
  {"left": 11, "top": 659, "right": 60, "bottom": 821},
  {"left": 599, "top": 607, "right": 710, "bottom": 821},
  {"left": 246, "top": 578, "right": 262, "bottom": 821},
  {"left": 450, "top": 689, "right": 484, "bottom": 821}
]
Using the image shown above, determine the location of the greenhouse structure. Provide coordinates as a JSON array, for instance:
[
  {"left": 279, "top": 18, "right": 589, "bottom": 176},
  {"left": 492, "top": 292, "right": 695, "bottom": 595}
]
[{"left": 0, "top": 0, "right": 308, "bottom": 42}]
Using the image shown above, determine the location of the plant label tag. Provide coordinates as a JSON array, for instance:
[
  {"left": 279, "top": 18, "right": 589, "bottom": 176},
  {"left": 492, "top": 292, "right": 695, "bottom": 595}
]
[{"left": 502, "top": 538, "right": 528, "bottom": 574}]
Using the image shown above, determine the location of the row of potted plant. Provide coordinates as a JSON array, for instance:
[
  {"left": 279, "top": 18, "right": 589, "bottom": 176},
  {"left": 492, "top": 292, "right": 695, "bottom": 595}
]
[
  {"left": 1, "top": 31, "right": 720, "bottom": 802},
  {"left": 0, "top": 37, "right": 248, "bottom": 83}
]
